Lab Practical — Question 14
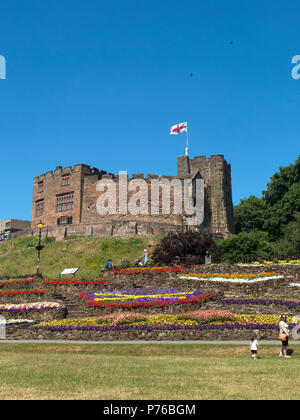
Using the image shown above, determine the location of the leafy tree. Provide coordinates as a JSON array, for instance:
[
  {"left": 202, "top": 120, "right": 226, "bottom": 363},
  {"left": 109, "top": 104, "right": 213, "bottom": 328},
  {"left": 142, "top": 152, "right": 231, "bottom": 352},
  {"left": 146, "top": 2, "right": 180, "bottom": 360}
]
[
  {"left": 263, "top": 182, "right": 300, "bottom": 239},
  {"left": 234, "top": 195, "right": 266, "bottom": 234},
  {"left": 234, "top": 155, "right": 300, "bottom": 241},
  {"left": 272, "top": 213, "right": 300, "bottom": 256},
  {"left": 220, "top": 231, "right": 274, "bottom": 263},
  {"left": 262, "top": 155, "right": 300, "bottom": 206}
]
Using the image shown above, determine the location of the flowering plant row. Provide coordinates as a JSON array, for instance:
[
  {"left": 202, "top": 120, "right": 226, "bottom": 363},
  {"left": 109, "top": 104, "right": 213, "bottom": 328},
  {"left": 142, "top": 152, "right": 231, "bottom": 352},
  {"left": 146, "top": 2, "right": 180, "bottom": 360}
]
[
  {"left": 179, "top": 273, "right": 283, "bottom": 283},
  {"left": 0, "top": 290, "right": 46, "bottom": 296},
  {"left": 239, "top": 259, "right": 300, "bottom": 266},
  {"left": 290, "top": 282, "right": 300, "bottom": 287},
  {"left": 218, "top": 298, "right": 300, "bottom": 309},
  {"left": 28, "top": 323, "right": 298, "bottom": 333},
  {"left": 0, "top": 275, "right": 37, "bottom": 281},
  {"left": 30, "top": 313, "right": 299, "bottom": 332},
  {"left": 44, "top": 278, "right": 109, "bottom": 285},
  {"left": 5, "top": 319, "right": 35, "bottom": 325},
  {"left": 80, "top": 288, "right": 214, "bottom": 309},
  {"left": 110, "top": 266, "right": 190, "bottom": 274},
  {"left": 0, "top": 301, "right": 62, "bottom": 312},
  {"left": 0, "top": 278, "right": 37, "bottom": 287}
]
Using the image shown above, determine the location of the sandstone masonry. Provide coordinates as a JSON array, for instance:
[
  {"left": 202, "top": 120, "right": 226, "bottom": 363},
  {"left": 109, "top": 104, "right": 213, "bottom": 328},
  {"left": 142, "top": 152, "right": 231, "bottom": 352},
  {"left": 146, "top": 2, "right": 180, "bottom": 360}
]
[{"left": 31, "top": 155, "right": 235, "bottom": 239}]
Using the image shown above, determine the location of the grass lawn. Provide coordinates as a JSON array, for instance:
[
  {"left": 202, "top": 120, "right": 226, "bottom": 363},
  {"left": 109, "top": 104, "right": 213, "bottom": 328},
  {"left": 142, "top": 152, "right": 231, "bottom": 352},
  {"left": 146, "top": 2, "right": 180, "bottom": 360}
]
[
  {"left": 0, "top": 236, "right": 159, "bottom": 278},
  {"left": 0, "top": 343, "right": 299, "bottom": 400}
]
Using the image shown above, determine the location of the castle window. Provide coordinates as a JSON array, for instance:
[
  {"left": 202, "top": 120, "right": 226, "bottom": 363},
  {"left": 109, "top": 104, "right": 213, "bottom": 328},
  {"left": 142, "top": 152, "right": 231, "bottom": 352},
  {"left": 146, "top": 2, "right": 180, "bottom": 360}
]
[
  {"left": 36, "top": 200, "right": 44, "bottom": 217},
  {"left": 57, "top": 216, "right": 73, "bottom": 225},
  {"left": 62, "top": 176, "right": 70, "bottom": 186},
  {"left": 56, "top": 193, "right": 74, "bottom": 212},
  {"left": 38, "top": 181, "right": 44, "bottom": 193}
]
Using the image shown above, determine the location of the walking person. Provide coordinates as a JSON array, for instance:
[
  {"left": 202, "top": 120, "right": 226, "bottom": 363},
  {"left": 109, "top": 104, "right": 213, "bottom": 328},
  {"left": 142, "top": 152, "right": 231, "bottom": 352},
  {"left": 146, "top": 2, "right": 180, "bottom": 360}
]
[
  {"left": 140, "top": 249, "right": 149, "bottom": 266},
  {"left": 250, "top": 335, "right": 259, "bottom": 360},
  {"left": 279, "top": 314, "right": 291, "bottom": 358}
]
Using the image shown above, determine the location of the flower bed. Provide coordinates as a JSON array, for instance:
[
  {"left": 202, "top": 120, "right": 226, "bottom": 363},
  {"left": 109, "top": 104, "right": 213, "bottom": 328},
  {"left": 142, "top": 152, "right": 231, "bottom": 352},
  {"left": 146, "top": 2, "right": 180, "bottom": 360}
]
[
  {"left": 79, "top": 288, "right": 214, "bottom": 310},
  {"left": 28, "top": 313, "right": 299, "bottom": 332},
  {"left": 179, "top": 273, "right": 283, "bottom": 283},
  {"left": 44, "top": 278, "right": 109, "bottom": 285},
  {"left": 0, "top": 290, "right": 46, "bottom": 296},
  {"left": 0, "top": 302, "right": 62, "bottom": 313},
  {"left": 0, "top": 278, "right": 37, "bottom": 287},
  {"left": 29, "top": 323, "right": 295, "bottom": 333},
  {"left": 5, "top": 319, "right": 35, "bottom": 326},
  {"left": 218, "top": 298, "right": 300, "bottom": 309},
  {"left": 238, "top": 260, "right": 300, "bottom": 266},
  {"left": 0, "top": 275, "right": 37, "bottom": 281},
  {"left": 110, "top": 266, "right": 190, "bottom": 274},
  {"left": 0, "top": 301, "right": 66, "bottom": 321}
]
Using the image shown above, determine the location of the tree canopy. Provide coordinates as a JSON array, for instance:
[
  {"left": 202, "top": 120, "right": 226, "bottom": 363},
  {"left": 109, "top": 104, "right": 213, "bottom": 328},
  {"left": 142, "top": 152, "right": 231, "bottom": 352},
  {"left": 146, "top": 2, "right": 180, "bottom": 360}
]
[{"left": 221, "top": 155, "right": 300, "bottom": 262}]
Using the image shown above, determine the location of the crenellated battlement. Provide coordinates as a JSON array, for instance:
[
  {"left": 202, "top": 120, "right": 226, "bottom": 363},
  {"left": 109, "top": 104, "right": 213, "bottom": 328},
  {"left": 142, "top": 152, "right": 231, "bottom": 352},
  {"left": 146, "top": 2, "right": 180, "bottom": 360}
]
[{"left": 32, "top": 155, "right": 235, "bottom": 237}]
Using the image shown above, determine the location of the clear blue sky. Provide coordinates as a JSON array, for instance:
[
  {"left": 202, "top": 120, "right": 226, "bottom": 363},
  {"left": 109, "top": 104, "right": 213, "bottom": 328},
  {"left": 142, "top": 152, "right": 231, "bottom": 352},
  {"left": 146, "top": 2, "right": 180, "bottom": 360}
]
[{"left": 0, "top": 0, "right": 299, "bottom": 221}]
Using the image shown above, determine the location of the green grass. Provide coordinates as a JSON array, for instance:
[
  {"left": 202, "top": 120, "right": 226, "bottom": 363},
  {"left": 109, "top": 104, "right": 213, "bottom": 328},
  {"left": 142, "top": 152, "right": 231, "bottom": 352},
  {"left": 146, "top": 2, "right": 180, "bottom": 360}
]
[
  {"left": 0, "top": 343, "right": 299, "bottom": 400},
  {"left": 0, "top": 236, "right": 159, "bottom": 278}
]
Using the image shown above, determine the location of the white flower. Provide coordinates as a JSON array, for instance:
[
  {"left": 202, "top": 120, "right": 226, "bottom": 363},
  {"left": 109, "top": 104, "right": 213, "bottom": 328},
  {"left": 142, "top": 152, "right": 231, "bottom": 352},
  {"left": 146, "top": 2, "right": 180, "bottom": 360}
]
[
  {"left": 179, "top": 275, "right": 283, "bottom": 283},
  {"left": 0, "top": 302, "right": 61, "bottom": 311}
]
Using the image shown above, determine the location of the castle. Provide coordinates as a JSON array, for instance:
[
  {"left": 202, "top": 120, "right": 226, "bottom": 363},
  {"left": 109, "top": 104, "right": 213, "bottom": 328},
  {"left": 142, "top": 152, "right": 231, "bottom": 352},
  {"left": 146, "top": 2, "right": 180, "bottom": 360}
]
[{"left": 32, "top": 154, "right": 235, "bottom": 240}]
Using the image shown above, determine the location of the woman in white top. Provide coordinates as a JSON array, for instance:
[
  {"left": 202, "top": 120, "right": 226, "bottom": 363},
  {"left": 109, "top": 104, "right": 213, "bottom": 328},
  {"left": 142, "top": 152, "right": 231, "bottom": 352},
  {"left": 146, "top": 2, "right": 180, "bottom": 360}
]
[
  {"left": 250, "top": 335, "right": 259, "bottom": 360},
  {"left": 140, "top": 249, "right": 149, "bottom": 266},
  {"left": 279, "top": 314, "right": 291, "bottom": 358}
]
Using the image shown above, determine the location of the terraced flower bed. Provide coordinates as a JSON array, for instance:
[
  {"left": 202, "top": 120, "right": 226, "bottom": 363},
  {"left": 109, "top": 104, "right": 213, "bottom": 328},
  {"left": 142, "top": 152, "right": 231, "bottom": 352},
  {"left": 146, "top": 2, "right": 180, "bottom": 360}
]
[
  {"left": 0, "top": 301, "right": 66, "bottom": 321},
  {"left": 1, "top": 265, "right": 298, "bottom": 341},
  {"left": 216, "top": 297, "right": 300, "bottom": 315},
  {"left": 0, "top": 302, "right": 61, "bottom": 312},
  {"left": 238, "top": 260, "right": 300, "bottom": 266},
  {"left": 5, "top": 319, "right": 35, "bottom": 326},
  {"left": 110, "top": 266, "right": 190, "bottom": 274},
  {"left": 218, "top": 297, "right": 300, "bottom": 308},
  {"left": 0, "top": 290, "right": 46, "bottom": 296},
  {"left": 0, "top": 278, "right": 37, "bottom": 288},
  {"left": 26, "top": 313, "right": 299, "bottom": 336},
  {"left": 0, "top": 275, "right": 37, "bottom": 281},
  {"left": 179, "top": 273, "right": 283, "bottom": 283},
  {"left": 79, "top": 288, "right": 214, "bottom": 310},
  {"left": 44, "top": 278, "right": 109, "bottom": 285}
]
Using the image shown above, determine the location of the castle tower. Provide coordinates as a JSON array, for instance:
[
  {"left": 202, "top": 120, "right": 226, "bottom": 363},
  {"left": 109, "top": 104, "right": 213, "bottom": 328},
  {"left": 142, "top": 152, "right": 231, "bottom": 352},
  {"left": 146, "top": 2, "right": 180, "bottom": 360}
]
[{"left": 177, "top": 154, "right": 235, "bottom": 236}]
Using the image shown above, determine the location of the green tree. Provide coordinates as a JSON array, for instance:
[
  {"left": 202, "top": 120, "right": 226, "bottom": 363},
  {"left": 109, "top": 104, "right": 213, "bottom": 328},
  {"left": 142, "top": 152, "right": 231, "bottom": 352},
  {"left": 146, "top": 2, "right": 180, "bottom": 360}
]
[
  {"left": 220, "top": 231, "right": 274, "bottom": 263},
  {"left": 234, "top": 155, "right": 300, "bottom": 241},
  {"left": 262, "top": 156, "right": 300, "bottom": 206},
  {"left": 234, "top": 195, "right": 266, "bottom": 234},
  {"left": 263, "top": 182, "right": 300, "bottom": 240},
  {"left": 272, "top": 213, "right": 300, "bottom": 256}
]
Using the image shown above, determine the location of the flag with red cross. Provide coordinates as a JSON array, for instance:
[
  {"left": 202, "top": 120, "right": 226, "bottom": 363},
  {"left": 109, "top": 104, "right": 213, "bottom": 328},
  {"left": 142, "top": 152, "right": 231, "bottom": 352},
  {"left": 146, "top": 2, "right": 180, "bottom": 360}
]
[{"left": 170, "top": 122, "right": 188, "bottom": 135}]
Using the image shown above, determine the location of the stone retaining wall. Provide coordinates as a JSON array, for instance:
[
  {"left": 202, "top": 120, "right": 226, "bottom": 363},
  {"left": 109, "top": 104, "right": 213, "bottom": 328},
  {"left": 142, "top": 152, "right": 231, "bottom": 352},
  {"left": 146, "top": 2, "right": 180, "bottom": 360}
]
[
  {"left": 0, "top": 307, "right": 66, "bottom": 321},
  {"left": 205, "top": 301, "right": 300, "bottom": 316},
  {"left": 5, "top": 325, "right": 284, "bottom": 342},
  {"left": 0, "top": 293, "right": 48, "bottom": 304}
]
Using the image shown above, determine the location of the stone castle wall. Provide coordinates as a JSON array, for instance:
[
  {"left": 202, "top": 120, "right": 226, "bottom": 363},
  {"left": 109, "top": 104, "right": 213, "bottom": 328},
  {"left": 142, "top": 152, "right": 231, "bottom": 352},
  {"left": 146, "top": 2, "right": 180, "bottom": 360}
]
[{"left": 31, "top": 154, "right": 235, "bottom": 240}]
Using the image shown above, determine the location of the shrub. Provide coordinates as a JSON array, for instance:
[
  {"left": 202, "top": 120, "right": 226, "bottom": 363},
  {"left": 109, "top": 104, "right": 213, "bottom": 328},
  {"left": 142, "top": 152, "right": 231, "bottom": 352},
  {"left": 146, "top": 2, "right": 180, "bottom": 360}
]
[
  {"left": 151, "top": 229, "right": 221, "bottom": 266},
  {"left": 219, "top": 231, "right": 275, "bottom": 263}
]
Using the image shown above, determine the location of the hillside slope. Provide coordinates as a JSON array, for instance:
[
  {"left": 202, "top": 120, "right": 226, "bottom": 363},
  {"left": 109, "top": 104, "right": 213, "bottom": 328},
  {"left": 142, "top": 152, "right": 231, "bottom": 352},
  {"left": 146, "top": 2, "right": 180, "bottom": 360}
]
[{"left": 0, "top": 235, "right": 159, "bottom": 278}]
